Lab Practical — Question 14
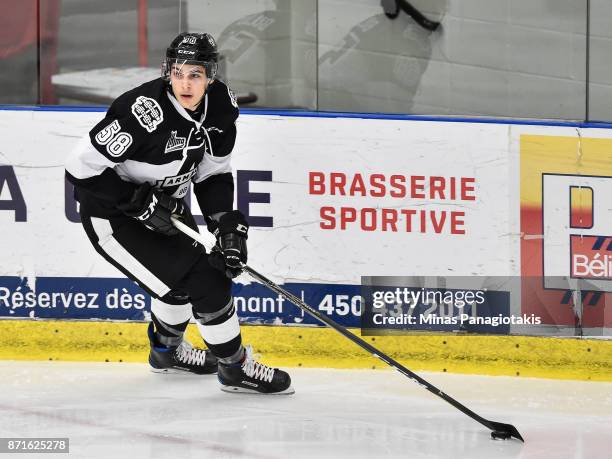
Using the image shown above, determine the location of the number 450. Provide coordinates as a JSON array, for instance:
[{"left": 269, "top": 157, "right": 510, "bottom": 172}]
[{"left": 318, "top": 294, "right": 362, "bottom": 316}]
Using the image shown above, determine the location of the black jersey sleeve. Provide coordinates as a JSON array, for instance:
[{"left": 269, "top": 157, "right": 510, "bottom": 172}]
[
  {"left": 193, "top": 172, "right": 234, "bottom": 217},
  {"left": 65, "top": 87, "right": 163, "bottom": 207},
  {"left": 65, "top": 167, "right": 136, "bottom": 205},
  {"left": 193, "top": 81, "right": 239, "bottom": 217},
  {"left": 200, "top": 80, "right": 239, "bottom": 160},
  {"left": 88, "top": 90, "right": 162, "bottom": 163},
  {"left": 65, "top": 130, "right": 138, "bottom": 207}
]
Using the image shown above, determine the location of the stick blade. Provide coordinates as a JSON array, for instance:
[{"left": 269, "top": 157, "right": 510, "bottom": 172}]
[
  {"left": 488, "top": 421, "right": 524, "bottom": 442},
  {"left": 420, "top": 18, "right": 440, "bottom": 31}
]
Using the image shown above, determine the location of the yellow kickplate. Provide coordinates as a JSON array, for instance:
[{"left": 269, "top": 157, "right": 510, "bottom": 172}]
[{"left": 0, "top": 320, "right": 610, "bottom": 381}]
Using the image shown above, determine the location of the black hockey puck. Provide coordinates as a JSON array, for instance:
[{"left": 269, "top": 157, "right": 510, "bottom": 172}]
[{"left": 491, "top": 430, "right": 511, "bottom": 440}]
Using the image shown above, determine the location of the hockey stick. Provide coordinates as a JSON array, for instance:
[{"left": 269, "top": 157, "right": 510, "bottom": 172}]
[
  {"left": 171, "top": 216, "right": 524, "bottom": 442},
  {"left": 382, "top": 0, "right": 441, "bottom": 32}
]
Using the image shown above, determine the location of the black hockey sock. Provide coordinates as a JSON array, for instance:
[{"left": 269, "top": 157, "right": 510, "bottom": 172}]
[
  {"left": 206, "top": 336, "right": 244, "bottom": 365},
  {"left": 151, "top": 313, "right": 189, "bottom": 348}
]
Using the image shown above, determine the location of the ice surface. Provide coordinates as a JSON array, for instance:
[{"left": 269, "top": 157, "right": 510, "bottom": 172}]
[{"left": 0, "top": 361, "right": 610, "bottom": 459}]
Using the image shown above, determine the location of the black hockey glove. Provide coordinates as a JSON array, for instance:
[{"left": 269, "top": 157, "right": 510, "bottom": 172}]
[
  {"left": 206, "top": 210, "right": 248, "bottom": 279},
  {"left": 118, "top": 183, "right": 186, "bottom": 236}
]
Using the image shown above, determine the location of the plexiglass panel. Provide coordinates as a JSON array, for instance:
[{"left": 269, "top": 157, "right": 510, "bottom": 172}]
[
  {"left": 588, "top": 0, "right": 612, "bottom": 122},
  {"left": 188, "top": 0, "right": 317, "bottom": 109},
  {"left": 318, "top": 0, "right": 587, "bottom": 119},
  {"left": 0, "top": 0, "right": 602, "bottom": 121},
  {"left": 38, "top": 0, "right": 318, "bottom": 109},
  {"left": 50, "top": 0, "right": 182, "bottom": 105},
  {"left": 0, "top": 0, "right": 40, "bottom": 104}
]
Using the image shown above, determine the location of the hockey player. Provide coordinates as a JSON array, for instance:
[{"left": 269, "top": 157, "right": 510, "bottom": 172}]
[{"left": 65, "top": 32, "right": 293, "bottom": 395}]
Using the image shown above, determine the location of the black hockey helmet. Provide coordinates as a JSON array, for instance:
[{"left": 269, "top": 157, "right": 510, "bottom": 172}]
[{"left": 162, "top": 32, "right": 219, "bottom": 81}]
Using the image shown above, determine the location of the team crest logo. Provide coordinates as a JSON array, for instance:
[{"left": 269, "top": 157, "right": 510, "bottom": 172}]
[
  {"left": 164, "top": 130, "right": 187, "bottom": 154},
  {"left": 131, "top": 96, "right": 164, "bottom": 133}
]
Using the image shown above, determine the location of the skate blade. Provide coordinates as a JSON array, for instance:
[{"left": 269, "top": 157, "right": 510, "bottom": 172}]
[
  {"left": 150, "top": 367, "right": 217, "bottom": 375},
  {"left": 220, "top": 385, "right": 295, "bottom": 395}
]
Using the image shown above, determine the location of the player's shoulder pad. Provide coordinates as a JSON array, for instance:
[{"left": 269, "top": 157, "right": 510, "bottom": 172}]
[
  {"left": 89, "top": 79, "right": 166, "bottom": 162},
  {"left": 207, "top": 79, "right": 239, "bottom": 122},
  {"left": 110, "top": 78, "right": 167, "bottom": 133}
]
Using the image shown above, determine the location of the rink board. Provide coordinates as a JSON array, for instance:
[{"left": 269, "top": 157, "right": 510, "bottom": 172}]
[
  {"left": 0, "top": 108, "right": 611, "bottom": 377},
  {"left": 2, "top": 320, "right": 611, "bottom": 381}
]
